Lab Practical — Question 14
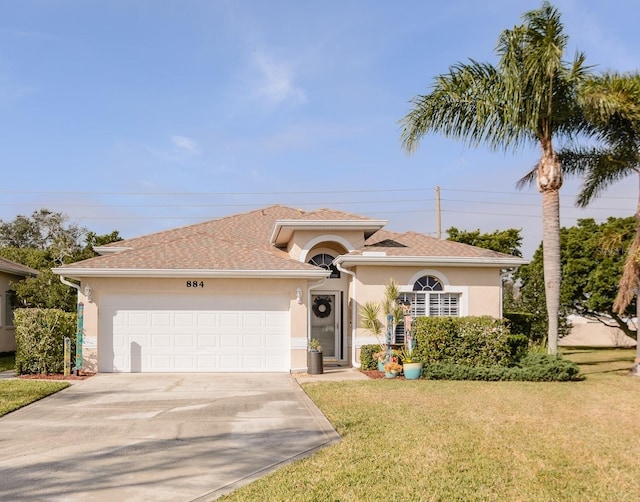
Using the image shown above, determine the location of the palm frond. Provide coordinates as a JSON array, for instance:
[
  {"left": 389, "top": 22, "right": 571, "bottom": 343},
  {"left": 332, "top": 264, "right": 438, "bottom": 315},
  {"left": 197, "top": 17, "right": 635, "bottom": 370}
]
[
  {"left": 613, "top": 232, "right": 640, "bottom": 314},
  {"left": 558, "top": 146, "right": 639, "bottom": 207}
]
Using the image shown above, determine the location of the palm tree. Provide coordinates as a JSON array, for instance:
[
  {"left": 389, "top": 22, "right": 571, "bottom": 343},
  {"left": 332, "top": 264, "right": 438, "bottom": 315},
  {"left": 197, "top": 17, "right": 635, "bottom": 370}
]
[
  {"left": 400, "top": 2, "right": 589, "bottom": 354},
  {"left": 558, "top": 72, "right": 640, "bottom": 374}
]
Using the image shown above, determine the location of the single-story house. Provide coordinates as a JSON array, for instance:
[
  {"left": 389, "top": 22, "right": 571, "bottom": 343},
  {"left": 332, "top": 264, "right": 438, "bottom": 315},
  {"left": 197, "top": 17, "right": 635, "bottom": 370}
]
[
  {"left": 0, "top": 257, "right": 38, "bottom": 352},
  {"left": 52, "top": 205, "right": 527, "bottom": 373}
]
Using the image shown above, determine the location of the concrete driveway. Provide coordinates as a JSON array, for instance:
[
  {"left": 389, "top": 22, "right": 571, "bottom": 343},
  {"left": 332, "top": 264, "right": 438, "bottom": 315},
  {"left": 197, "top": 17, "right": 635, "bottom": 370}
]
[{"left": 0, "top": 373, "right": 340, "bottom": 501}]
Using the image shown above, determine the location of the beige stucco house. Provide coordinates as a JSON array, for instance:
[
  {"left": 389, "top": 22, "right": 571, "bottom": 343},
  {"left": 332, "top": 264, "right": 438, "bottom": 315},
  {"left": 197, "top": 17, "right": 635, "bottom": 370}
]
[
  {"left": 53, "top": 205, "right": 526, "bottom": 373},
  {"left": 0, "top": 258, "right": 38, "bottom": 352}
]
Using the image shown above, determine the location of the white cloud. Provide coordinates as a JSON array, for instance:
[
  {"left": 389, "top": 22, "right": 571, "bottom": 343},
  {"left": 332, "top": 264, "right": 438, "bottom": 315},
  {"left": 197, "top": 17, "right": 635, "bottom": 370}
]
[
  {"left": 251, "top": 52, "right": 307, "bottom": 107},
  {"left": 171, "top": 135, "right": 201, "bottom": 155}
]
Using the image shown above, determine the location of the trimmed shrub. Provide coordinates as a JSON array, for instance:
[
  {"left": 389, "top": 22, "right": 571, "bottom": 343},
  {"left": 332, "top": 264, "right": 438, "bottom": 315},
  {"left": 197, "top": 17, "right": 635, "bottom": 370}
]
[
  {"left": 14, "top": 308, "right": 77, "bottom": 375},
  {"left": 359, "top": 344, "right": 379, "bottom": 370},
  {"left": 503, "top": 311, "right": 534, "bottom": 340},
  {"left": 413, "top": 316, "right": 527, "bottom": 367},
  {"left": 421, "top": 353, "right": 582, "bottom": 382}
]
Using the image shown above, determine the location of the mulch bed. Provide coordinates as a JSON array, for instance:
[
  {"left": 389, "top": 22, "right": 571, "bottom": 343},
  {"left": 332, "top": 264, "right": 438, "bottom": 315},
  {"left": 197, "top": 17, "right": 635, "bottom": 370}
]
[
  {"left": 361, "top": 369, "right": 405, "bottom": 380},
  {"left": 19, "top": 372, "right": 95, "bottom": 381}
]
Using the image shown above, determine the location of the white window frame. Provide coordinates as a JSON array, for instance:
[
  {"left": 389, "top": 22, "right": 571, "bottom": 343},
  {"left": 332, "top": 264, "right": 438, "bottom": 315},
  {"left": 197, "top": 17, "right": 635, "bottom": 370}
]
[{"left": 399, "top": 270, "right": 469, "bottom": 317}]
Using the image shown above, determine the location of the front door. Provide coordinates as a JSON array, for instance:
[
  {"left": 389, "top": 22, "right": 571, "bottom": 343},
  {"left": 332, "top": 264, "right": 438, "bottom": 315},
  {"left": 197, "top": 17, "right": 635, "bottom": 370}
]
[{"left": 310, "top": 293, "right": 340, "bottom": 358}]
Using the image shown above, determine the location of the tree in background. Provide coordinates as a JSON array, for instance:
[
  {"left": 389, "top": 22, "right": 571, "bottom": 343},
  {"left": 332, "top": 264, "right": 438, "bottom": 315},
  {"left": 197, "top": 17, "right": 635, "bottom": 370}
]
[
  {"left": 0, "top": 210, "right": 121, "bottom": 311},
  {"left": 401, "top": 3, "right": 591, "bottom": 355},
  {"left": 446, "top": 227, "right": 523, "bottom": 257},
  {"left": 510, "top": 217, "right": 637, "bottom": 344},
  {"left": 555, "top": 72, "right": 640, "bottom": 373}
]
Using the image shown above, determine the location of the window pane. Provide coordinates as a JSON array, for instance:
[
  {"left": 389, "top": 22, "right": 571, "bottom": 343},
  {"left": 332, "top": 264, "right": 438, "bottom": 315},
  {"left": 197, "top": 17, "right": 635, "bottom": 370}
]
[
  {"left": 429, "top": 293, "right": 460, "bottom": 317},
  {"left": 413, "top": 275, "right": 443, "bottom": 292}
]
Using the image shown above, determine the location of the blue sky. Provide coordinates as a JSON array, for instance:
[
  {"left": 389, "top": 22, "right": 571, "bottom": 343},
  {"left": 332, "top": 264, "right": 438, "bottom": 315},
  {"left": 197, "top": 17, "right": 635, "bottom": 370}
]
[{"left": 1, "top": 1, "right": 638, "bottom": 258}]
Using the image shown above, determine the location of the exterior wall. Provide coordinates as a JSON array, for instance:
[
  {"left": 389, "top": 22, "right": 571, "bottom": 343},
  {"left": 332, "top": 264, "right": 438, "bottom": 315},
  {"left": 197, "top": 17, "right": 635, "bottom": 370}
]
[
  {"left": 287, "top": 230, "right": 365, "bottom": 261},
  {"left": 351, "top": 265, "right": 504, "bottom": 352},
  {"left": 0, "top": 272, "right": 24, "bottom": 353},
  {"left": 76, "top": 276, "right": 309, "bottom": 373}
]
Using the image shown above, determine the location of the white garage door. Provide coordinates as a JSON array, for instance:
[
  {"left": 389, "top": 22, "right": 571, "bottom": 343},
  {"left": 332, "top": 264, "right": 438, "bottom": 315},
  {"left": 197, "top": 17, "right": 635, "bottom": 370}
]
[{"left": 99, "top": 293, "right": 290, "bottom": 373}]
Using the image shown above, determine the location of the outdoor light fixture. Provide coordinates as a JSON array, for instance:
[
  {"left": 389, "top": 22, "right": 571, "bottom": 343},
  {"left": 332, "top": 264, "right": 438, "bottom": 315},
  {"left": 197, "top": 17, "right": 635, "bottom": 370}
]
[
  {"left": 296, "top": 287, "right": 303, "bottom": 304},
  {"left": 84, "top": 284, "right": 92, "bottom": 303}
]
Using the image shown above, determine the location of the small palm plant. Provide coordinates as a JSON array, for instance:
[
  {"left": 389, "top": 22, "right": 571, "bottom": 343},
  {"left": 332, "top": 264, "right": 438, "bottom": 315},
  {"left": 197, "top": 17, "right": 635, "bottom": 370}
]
[{"left": 359, "top": 301, "right": 385, "bottom": 364}]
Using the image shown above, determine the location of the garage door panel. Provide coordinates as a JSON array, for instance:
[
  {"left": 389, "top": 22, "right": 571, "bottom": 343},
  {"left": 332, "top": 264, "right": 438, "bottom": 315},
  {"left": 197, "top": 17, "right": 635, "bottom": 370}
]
[{"left": 100, "top": 294, "right": 290, "bottom": 372}]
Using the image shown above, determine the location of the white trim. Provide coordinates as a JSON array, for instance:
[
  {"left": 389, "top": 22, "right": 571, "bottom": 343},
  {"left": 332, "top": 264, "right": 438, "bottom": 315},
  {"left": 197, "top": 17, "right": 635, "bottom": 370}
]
[
  {"left": 299, "top": 234, "right": 356, "bottom": 263},
  {"left": 291, "top": 336, "right": 309, "bottom": 350},
  {"left": 404, "top": 269, "right": 451, "bottom": 288},
  {"left": 52, "top": 268, "right": 329, "bottom": 280},
  {"left": 93, "top": 246, "right": 132, "bottom": 255},
  {"left": 399, "top": 271, "right": 469, "bottom": 317},
  {"left": 270, "top": 219, "right": 386, "bottom": 246},
  {"left": 335, "top": 255, "right": 527, "bottom": 267},
  {"left": 309, "top": 290, "right": 342, "bottom": 359}
]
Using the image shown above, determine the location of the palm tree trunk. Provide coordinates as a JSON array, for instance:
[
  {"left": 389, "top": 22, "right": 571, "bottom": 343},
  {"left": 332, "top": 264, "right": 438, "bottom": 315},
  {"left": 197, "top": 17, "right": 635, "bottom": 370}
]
[
  {"left": 541, "top": 188, "right": 561, "bottom": 355},
  {"left": 538, "top": 142, "right": 563, "bottom": 356}
]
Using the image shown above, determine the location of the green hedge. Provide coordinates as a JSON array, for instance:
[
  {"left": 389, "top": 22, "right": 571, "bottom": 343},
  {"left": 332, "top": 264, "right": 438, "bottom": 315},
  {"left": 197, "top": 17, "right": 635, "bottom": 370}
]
[
  {"left": 14, "top": 308, "right": 77, "bottom": 375},
  {"left": 359, "top": 344, "right": 379, "bottom": 370},
  {"left": 503, "top": 311, "right": 534, "bottom": 339},
  {"left": 421, "top": 353, "right": 583, "bottom": 382},
  {"left": 412, "top": 316, "right": 528, "bottom": 367}
]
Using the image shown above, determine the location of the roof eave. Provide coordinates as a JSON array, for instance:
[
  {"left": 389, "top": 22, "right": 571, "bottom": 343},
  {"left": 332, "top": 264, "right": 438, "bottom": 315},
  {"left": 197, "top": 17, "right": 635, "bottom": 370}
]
[
  {"left": 270, "top": 219, "right": 387, "bottom": 246},
  {"left": 52, "top": 267, "right": 331, "bottom": 280},
  {"left": 334, "top": 255, "right": 528, "bottom": 268}
]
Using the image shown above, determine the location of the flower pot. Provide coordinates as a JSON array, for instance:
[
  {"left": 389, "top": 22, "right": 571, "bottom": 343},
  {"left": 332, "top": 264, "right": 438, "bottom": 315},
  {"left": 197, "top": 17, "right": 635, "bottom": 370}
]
[
  {"left": 377, "top": 360, "right": 385, "bottom": 372},
  {"left": 402, "top": 362, "right": 423, "bottom": 380},
  {"left": 308, "top": 350, "right": 323, "bottom": 374},
  {"left": 385, "top": 370, "right": 399, "bottom": 379}
]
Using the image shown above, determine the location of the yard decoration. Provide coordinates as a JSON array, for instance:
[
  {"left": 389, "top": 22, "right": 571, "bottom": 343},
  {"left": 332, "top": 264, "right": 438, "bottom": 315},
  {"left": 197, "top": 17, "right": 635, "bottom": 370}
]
[{"left": 400, "top": 301, "right": 423, "bottom": 380}]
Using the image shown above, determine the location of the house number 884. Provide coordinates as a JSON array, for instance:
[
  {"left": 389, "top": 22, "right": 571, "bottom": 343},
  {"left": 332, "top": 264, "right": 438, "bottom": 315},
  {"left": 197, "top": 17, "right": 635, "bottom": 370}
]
[{"left": 186, "top": 281, "right": 205, "bottom": 288}]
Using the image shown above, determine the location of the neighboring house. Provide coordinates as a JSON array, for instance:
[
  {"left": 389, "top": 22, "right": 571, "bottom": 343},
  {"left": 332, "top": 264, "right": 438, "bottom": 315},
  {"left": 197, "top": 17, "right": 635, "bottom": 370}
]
[
  {"left": 0, "top": 258, "right": 38, "bottom": 352},
  {"left": 560, "top": 315, "right": 637, "bottom": 348},
  {"left": 52, "top": 205, "right": 526, "bottom": 373}
]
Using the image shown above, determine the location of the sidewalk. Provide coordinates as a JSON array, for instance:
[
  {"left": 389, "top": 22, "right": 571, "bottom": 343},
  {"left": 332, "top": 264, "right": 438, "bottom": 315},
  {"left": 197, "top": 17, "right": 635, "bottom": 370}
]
[
  {"left": 0, "top": 370, "right": 15, "bottom": 380},
  {"left": 294, "top": 366, "right": 369, "bottom": 384}
]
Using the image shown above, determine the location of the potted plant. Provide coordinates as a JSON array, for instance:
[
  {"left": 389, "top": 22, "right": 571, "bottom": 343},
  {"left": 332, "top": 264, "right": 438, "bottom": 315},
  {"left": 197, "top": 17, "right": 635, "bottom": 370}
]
[
  {"left": 384, "top": 359, "right": 403, "bottom": 378},
  {"left": 401, "top": 344, "right": 423, "bottom": 380},
  {"left": 308, "top": 338, "right": 323, "bottom": 374}
]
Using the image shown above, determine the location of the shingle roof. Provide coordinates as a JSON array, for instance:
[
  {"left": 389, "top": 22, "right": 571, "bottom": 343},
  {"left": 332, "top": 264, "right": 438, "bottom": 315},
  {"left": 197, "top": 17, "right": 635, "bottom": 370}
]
[
  {"left": 57, "top": 206, "right": 340, "bottom": 275},
  {"left": 361, "top": 230, "right": 521, "bottom": 260},
  {"left": 55, "top": 205, "right": 526, "bottom": 276},
  {"left": 0, "top": 257, "right": 38, "bottom": 277}
]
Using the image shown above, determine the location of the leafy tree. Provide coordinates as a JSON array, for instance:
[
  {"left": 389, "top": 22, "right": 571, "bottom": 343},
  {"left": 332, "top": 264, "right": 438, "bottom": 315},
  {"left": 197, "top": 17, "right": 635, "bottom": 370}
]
[
  {"left": 400, "top": 2, "right": 593, "bottom": 355},
  {"left": 557, "top": 72, "right": 640, "bottom": 372},
  {"left": 0, "top": 210, "right": 121, "bottom": 311},
  {"left": 511, "top": 217, "right": 637, "bottom": 343},
  {"left": 447, "top": 227, "right": 523, "bottom": 256},
  {"left": 0, "top": 209, "right": 86, "bottom": 265}
]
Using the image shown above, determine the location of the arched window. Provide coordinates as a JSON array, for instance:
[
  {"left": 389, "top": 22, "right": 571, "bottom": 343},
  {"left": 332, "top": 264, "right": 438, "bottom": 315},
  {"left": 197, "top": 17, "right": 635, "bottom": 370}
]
[
  {"left": 308, "top": 253, "right": 340, "bottom": 278},
  {"left": 413, "top": 275, "right": 443, "bottom": 292},
  {"left": 398, "top": 275, "right": 460, "bottom": 318}
]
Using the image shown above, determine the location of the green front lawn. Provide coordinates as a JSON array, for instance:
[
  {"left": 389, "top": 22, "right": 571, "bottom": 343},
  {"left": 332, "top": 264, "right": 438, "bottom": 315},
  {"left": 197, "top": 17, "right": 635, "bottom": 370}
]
[
  {"left": 220, "top": 348, "right": 640, "bottom": 501},
  {"left": 0, "top": 380, "right": 70, "bottom": 417}
]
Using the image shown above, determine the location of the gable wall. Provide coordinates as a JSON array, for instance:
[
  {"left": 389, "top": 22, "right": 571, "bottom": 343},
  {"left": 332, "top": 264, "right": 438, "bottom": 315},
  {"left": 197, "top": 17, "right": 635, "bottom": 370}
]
[{"left": 286, "top": 230, "right": 365, "bottom": 261}]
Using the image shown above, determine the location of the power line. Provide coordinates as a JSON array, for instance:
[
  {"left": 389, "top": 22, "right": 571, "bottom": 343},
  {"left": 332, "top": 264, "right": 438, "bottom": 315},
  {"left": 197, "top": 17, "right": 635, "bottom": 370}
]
[{"left": 0, "top": 186, "right": 634, "bottom": 200}]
